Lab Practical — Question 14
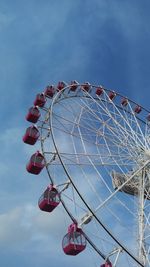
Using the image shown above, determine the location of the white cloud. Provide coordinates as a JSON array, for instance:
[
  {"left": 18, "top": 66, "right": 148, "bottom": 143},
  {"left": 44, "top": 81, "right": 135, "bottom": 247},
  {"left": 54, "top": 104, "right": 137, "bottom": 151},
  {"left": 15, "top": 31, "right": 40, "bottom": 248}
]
[{"left": 0, "top": 203, "right": 69, "bottom": 251}]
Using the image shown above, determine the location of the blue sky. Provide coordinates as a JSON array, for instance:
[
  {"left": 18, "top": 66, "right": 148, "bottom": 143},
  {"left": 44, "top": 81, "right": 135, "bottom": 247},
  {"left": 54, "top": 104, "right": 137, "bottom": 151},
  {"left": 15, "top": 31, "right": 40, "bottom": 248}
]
[{"left": 0, "top": 0, "right": 150, "bottom": 266}]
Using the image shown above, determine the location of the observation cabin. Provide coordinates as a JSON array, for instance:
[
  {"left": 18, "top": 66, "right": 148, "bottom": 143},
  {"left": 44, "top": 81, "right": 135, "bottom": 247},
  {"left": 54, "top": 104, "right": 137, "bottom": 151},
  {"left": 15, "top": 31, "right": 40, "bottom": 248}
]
[
  {"left": 26, "top": 106, "right": 41, "bottom": 123},
  {"left": 81, "top": 82, "right": 90, "bottom": 92},
  {"left": 33, "top": 93, "right": 46, "bottom": 107},
  {"left": 121, "top": 97, "right": 128, "bottom": 106},
  {"left": 96, "top": 87, "right": 103, "bottom": 96},
  {"left": 23, "top": 125, "right": 40, "bottom": 145},
  {"left": 134, "top": 105, "right": 142, "bottom": 114},
  {"left": 100, "top": 262, "right": 112, "bottom": 267},
  {"left": 147, "top": 113, "right": 150, "bottom": 121},
  {"left": 57, "top": 81, "right": 66, "bottom": 91},
  {"left": 70, "top": 80, "right": 79, "bottom": 91},
  {"left": 44, "top": 85, "right": 55, "bottom": 98},
  {"left": 38, "top": 185, "right": 60, "bottom": 212},
  {"left": 26, "top": 151, "right": 45, "bottom": 175},
  {"left": 109, "top": 91, "right": 116, "bottom": 100},
  {"left": 62, "top": 223, "right": 86, "bottom": 256}
]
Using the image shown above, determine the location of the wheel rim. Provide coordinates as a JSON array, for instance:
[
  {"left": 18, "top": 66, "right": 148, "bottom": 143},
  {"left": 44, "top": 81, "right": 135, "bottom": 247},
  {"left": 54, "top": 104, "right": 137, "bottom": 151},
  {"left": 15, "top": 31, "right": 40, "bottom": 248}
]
[{"left": 32, "top": 83, "right": 150, "bottom": 266}]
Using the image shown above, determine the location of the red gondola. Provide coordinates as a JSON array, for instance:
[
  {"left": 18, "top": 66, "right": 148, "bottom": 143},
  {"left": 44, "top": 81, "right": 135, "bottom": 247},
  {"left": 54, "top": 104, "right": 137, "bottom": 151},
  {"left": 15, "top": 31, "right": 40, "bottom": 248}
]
[
  {"left": 38, "top": 185, "right": 60, "bottom": 212},
  {"left": 81, "top": 82, "right": 90, "bottom": 92},
  {"left": 134, "top": 105, "right": 142, "bottom": 114},
  {"left": 23, "top": 125, "right": 40, "bottom": 145},
  {"left": 57, "top": 81, "right": 66, "bottom": 91},
  {"left": 26, "top": 106, "right": 41, "bottom": 123},
  {"left": 70, "top": 80, "right": 78, "bottom": 91},
  {"left": 121, "top": 97, "right": 128, "bottom": 106},
  {"left": 62, "top": 223, "right": 86, "bottom": 256},
  {"left": 109, "top": 91, "right": 116, "bottom": 100},
  {"left": 96, "top": 87, "right": 103, "bottom": 96},
  {"left": 26, "top": 151, "right": 45, "bottom": 175},
  {"left": 44, "top": 85, "right": 55, "bottom": 98},
  {"left": 147, "top": 113, "right": 150, "bottom": 121},
  {"left": 33, "top": 93, "right": 46, "bottom": 107},
  {"left": 100, "top": 262, "right": 112, "bottom": 267}
]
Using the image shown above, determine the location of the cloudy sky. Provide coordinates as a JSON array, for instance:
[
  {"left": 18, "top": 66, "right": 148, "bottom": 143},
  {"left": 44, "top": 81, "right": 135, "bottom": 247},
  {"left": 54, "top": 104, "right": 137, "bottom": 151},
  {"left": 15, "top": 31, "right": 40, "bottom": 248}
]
[{"left": 0, "top": 0, "right": 150, "bottom": 266}]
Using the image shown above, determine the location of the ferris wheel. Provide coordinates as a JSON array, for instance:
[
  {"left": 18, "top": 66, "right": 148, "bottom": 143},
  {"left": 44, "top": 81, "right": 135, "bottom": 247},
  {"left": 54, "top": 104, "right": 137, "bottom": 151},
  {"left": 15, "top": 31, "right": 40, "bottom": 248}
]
[{"left": 23, "top": 81, "right": 150, "bottom": 267}]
